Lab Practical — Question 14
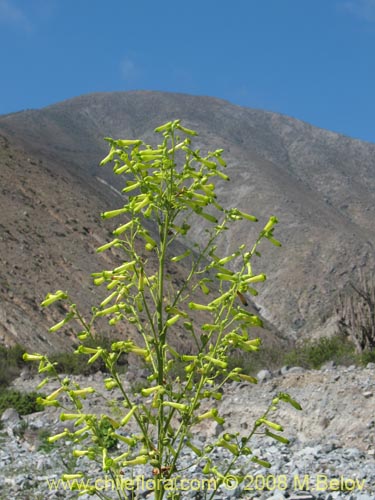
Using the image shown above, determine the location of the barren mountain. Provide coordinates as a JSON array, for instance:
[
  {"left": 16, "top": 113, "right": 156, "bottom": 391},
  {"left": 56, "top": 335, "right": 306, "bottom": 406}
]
[{"left": 1, "top": 91, "right": 375, "bottom": 352}]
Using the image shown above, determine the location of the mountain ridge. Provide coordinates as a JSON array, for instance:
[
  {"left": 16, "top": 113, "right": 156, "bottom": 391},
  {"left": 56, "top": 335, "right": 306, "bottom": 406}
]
[{"left": 1, "top": 91, "right": 374, "bottom": 351}]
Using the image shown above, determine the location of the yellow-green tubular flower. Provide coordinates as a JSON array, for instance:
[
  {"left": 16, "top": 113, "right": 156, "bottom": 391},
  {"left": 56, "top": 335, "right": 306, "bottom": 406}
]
[
  {"left": 76, "top": 345, "right": 98, "bottom": 355},
  {"left": 36, "top": 377, "right": 50, "bottom": 390},
  {"left": 162, "top": 402, "right": 189, "bottom": 412},
  {"left": 102, "top": 448, "right": 109, "bottom": 470},
  {"left": 242, "top": 273, "right": 267, "bottom": 284},
  {"left": 36, "top": 397, "right": 60, "bottom": 407},
  {"left": 139, "top": 230, "right": 157, "bottom": 249},
  {"left": 143, "top": 203, "right": 154, "bottom": 218},
  {"left": 93, "top": 276, "right": 105, "bottom": 286},
  {"left": 216, "top": 438, "right": 239, "bottom": 456},
  {"left": 165, "top": 314, "right": 180, "bottom": 327},
  {"left": 114, "top": 164, "right": 130, "bottom": 175},
  {"left": 188, "top": 302, "right": 215, "bottom": 312},
  {"left": 201, "top": 390, "right": 222, "bottom": 401},
  {"left": 176, "top": 124, "right": 198, "bottom": 136},
  {"left": 267, "top": 235, "right": 282, "bottom": 247},
  {"left": 204, "top": 356, "right": 227, "bottom": 369},
  {"left": 184, "top": 363, "right": 195, "bottom": 373},
  {"left": 199, "top": 158, "right": 217, "bottom": 169},
  {"left": 48, "top": 430, "right": 69, "bottom": 443},
  {"left": 132, "top": 195, "right": 151, "bottom": 213},
  {"left": 86, "top": 348, "right": 104, "bottom": 364},
  {"left": 263, "top": 215, "right": 278, "bottom": 232},
  {"left": 265, "top": 429, "right": 290, "bottom": 444},
  {"left": 278, "top": 392, "right": 302, "bottom": 410},
  {"left": 69, "top": 387, "right": 95, "bottom": 397},
  {"left": 48, "top": 312, "right": 74, "bottom": 332},
  {"left": 141, "top": 385, "right": 164, "bottom": 397},
  {"left": 96, "top": 238, "right": 121, "bottom": 253},
  {"left": 186, "top": 441, "right": 202, "bottom": 456},
  {"left": 60, "top": 413, "right": 84, "bottom": 421},
  {"left": 208, "top": 290, "right": 232, "bottom": 307},
  {"left": 61, "top": 473, "right": 84, "bottom": 481},
  {"left": 99, "top": 291, "right": 118, "bottom": 308},
  {"left": 197, "top": 211, "right": 218, "bottom": 223},
  {"left": 166, "top": 345, "right": 179, "bottom": 358},
  {"left": 165, "top": 305, "right": 188, "bottom": 318},
  {"left": 46, "top": 387, "right": 64, "bottom": 401},
  {"left": 170, "top": 249, "right": 191, "bottom": 262},
  {"left": 171, "top": 222, "right": 190, "bottom": 235},
  {"left": 22, "top": 353, "right": 44, "bottom": 362},
  {"left": 72, "top": 449, "right": 90, "bottom": 458},
  {"left": 258, "top": 418, "right": 284, "bottom": 432},
  {"left": 191, "top": 192, "right": 211, "bottom": 204},
  {"left": 210, "top": 466, "right": 225, "bottom": 480},
  {"left": 138, "top": 146, "right": 164, "bottom": 156},
  {"left": 202, "top": 462, "right": 212, "bottom": 474},
  {"left": 111, "top": 340, "right": 133, "bottom": 351},
  {"left": 251, "top": 456, "right": 271, "bottom": 468},
  {"left": 181, "top": 354, "right": 197, "bottom": 362},
  {"left": 233, "top": 209, "right": 258, "bottom": 222},
  {"left": 112, "top": 220, "right": 134, "bottom": 236},
  {"left": 238, "top": 340, "right": 261, "bottom": 353},
  {"left": 116, "top": 139, "right": 142, "bottom": 148},
  {"left": 215, "top": 272, "right": 237, "bottom": 282},
  {"left": 121, "top": 455, "right": 148, "bottom": 466},
  {"left": 216, "top": 252, "right": 239, "bottom": 265},
  {"left": 197, "top": 408, "right": 224, "bottom": 424},
  {"left": 77, "top": 331, "right": 89, "bottom": 341},
  {"left": 100, "top": 146, "right": 116, "bottom": 166},
  {"left": 41, "top": 290, "right": 68, "bottom": 307},
  {"left": 199, "top": 183, "right": 216, "bottom": 196},
  {"left": 113, "top": 451, "right": 131, "bottom": 464},
  {"left": 200, "top": 282, "right": 210, "bottom": 294},
  {"left": 128, "top": 346, "right": 149, "bottom": 357},
  {"left": 104, "top": 378, "right": 118, "bottom": 390},
  {"left": 72, "top": 425, "right": 90, "bottom": 436},
  {"left": 121, "top": 409, "right": 138, "bottom": 427},
  {"left": 101, "top": 208, "right": 128, "bottom": 219},
  {"left": 167, "top": 139, "right": 190, "bottom": 154},
  {"left": 201, "top": 323, "right": 220, "bottom": 332},
  {"left": 237, "top": 373, "right": 258, "bottom": 384},
  {"left": 234, "top": 312, "right": 263, "bottom": 327},
  {"left": 154, "top": 120, "right": 174, "bottom": 132},
  {"left": 113, "top": 435, "right": 137, "bottom": 447},
  {"left": 95, "top": 304, "right": 123, "bottom": 317},
  {"left": 215, "top": 170, "right": 230, "bottom": 181},
  {"left": 114, "top": 260, "right": 136, "bottom": 273}
]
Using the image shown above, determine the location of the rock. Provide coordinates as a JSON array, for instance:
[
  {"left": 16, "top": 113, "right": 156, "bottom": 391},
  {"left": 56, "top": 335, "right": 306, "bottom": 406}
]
[
  {"left": 362, "top": 391, "right": 373, "bottom": 398},
  {"left": 289, "top": 495, "right": 316, "bottom": 500},
  {"left": 264, "top": 494, "right": 286, "bottom": 500},
  {"left": 287, "top": 366, "right": 305, "bottom": 374},
  {"left": 321, "top": 360, "right": 337, "bottom": 370},
  {"left": 280, "top": 365, "right": 290, "bottom": 375},
  {"left": 0, "top": 407, "right": 23, "bottom": 437},
  {"left": 257, "top": 369, "right": 272, "bottom": 382}
]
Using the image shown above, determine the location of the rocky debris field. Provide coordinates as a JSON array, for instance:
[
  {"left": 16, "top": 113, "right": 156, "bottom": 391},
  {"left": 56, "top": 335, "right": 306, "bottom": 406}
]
[{"left": 0, "top": 362, "right": 374, "bottom": 500}]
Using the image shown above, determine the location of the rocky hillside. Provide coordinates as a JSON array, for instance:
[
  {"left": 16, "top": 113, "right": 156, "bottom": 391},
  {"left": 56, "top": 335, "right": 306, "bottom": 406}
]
[
  {"left": 1, "top": 362, "right": 374, "bottom": 499},
  {"left": 1, "top": 91, "right": 375, "bottom": 351}
]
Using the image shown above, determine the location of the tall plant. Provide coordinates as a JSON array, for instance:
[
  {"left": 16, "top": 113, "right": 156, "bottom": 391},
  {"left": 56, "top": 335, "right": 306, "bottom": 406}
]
[{"left": 25, "top": 120, "right": 301, "bottom": 499}]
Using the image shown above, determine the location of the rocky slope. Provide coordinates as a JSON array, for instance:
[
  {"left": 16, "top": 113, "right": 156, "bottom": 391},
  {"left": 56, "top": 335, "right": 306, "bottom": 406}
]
[
  {"left": 1, "top": 91, "right": 375, "bottom": 351},
  {"left": 1, "top": 362, "right": 374, "bottom": 499}
]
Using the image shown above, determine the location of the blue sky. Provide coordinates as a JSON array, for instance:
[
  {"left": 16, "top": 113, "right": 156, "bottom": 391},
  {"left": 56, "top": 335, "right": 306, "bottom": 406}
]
[{"left": 1, "top": 0, "right": 375, "bottom": 142}]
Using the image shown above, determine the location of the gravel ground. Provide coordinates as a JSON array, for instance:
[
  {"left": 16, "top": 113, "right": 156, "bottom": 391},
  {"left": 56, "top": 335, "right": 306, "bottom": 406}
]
[{"left": 1, "top": 362, "right": 374, "bottom": 499}]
